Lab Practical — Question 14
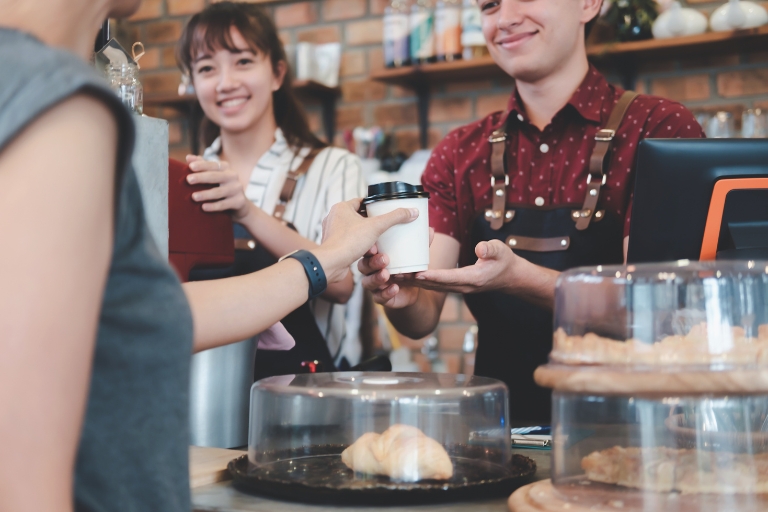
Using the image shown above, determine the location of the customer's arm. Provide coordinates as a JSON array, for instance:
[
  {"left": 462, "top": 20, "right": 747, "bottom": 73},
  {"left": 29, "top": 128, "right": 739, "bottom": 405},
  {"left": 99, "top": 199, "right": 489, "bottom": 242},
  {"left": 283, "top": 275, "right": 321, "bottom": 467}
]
[
  {"left": 185, "top": 199, "right": 418, "bottom": 353},
  {"left": 359, "top": 233, "right": 460, "bottom": 339},
  {"left": 0, "top": 96, "right": 117, "bottom": 512},
  {"left": 185, "top": 155, "right": 355, "bottom": 304}
]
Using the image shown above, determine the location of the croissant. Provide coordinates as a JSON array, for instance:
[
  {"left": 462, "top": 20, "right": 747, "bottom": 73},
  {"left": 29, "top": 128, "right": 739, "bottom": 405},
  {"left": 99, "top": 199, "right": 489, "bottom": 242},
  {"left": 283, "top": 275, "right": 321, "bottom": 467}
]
[{"left": 341, "top": 424, "right": 453, "bottom": 481}]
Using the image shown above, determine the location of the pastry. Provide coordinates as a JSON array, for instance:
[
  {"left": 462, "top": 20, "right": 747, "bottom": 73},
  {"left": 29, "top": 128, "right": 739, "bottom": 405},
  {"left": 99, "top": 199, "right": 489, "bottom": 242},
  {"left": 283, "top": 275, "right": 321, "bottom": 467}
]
[
  {"left": 582, "top": 446, "right": 768, "bottom": 493},
  {"left": 341, "top": 424, "right": 454, "bottom": 481},
  {"left": 552, "top": 324, "right": 768, "bottom": 366}
]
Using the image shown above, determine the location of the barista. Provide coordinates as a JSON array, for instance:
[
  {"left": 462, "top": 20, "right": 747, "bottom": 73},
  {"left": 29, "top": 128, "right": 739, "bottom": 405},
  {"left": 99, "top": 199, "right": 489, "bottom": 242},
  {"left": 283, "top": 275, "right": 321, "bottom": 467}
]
[{"left": 360, "top": 0, "right": 704, "bottom": 422}]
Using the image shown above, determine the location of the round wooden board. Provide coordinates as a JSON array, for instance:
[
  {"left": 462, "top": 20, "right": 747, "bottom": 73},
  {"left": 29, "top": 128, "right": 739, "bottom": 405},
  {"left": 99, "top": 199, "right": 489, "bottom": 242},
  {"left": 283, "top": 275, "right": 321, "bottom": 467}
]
[
  {"left": 534, "top": 364, "right": 768, "bottom": 395},
  {"left": 508, "top": 480, "right": 593, "bottom": 512}
]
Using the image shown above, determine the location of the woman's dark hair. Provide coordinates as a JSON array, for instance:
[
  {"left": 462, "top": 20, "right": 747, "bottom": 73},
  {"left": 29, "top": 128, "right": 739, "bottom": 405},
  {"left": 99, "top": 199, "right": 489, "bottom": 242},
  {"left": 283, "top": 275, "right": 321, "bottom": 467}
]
[{"left": 176, "top": 2, "right": 325, "bottom": 151}]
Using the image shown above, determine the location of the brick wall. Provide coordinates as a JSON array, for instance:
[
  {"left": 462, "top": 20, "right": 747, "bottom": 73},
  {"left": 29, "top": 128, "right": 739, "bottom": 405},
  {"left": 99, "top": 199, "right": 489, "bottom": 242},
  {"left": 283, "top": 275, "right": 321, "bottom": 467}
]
[{"left": 123, "top": 0, "right": 768, "bottom": 372}]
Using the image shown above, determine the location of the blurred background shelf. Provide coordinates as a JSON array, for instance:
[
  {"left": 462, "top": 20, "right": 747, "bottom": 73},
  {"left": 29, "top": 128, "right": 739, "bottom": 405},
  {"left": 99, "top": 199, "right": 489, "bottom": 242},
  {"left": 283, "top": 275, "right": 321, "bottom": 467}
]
[
  {"left": 369, "top": 26, "right": 768, "bottom": 148},
  {"left": 371, "top": 26, "right": 768, "bottom": 87}
]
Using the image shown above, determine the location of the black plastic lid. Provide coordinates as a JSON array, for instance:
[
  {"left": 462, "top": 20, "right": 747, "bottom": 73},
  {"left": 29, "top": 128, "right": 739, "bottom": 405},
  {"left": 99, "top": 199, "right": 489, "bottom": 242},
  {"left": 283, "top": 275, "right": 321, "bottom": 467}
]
[{"left": 362, "top": 181, "right": 430, "bottom": 205}]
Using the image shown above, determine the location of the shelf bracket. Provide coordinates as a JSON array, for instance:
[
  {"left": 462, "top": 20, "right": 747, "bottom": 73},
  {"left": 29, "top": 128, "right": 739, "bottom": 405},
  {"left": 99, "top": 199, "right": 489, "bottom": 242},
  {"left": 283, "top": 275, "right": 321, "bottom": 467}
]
[{"left": 618, "top": 57, "right": 638, "bottom": 92}]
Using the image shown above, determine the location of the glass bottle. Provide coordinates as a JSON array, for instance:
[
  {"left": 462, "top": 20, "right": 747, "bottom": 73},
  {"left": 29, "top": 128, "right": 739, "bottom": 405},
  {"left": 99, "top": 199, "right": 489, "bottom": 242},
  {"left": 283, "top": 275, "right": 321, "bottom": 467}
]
[
  {"left": 435, "top": 0, "right": 462, "bottom": 62},
  {"left": 106, "top": 62, "right": 143, "bottom": 114},
  {"left": 461, "top": 0, "right": 487, "bottom": 60},
  {"left": 410, "top": 0, "right": 436, "bottom": 65},
  {"left": 384, "top": 0, "right": 411, "bottom": 68}
]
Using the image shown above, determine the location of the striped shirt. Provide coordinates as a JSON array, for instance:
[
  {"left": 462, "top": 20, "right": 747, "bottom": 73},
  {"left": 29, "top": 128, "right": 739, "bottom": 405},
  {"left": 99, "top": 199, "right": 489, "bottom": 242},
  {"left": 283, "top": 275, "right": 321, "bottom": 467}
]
[{"left": 204, "top": 129, "right": 367, "bottom": 367}]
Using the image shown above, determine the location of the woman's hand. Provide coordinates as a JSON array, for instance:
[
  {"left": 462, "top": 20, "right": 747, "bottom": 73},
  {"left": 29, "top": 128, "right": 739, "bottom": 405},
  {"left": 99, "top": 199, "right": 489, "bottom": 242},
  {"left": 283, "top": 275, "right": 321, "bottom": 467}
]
[
  {"left": 186, "top": 155, "right": 252, "bottom": 221},
  {"left": 314, "top": 198, "right": 418, "bottom": 285}
]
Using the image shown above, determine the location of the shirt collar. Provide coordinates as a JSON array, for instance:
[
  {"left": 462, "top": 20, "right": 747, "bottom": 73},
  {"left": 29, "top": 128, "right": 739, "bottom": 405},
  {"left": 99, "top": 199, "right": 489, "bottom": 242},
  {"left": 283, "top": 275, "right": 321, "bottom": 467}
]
[
  {"left": 202, "top": 136, "right": 222, "bottom": 160},
  {"left": 503, "top": 65, "right": 611, "bottom": 128},
  {"left": 202, "top": 128, "right": 287, "bottom": 160}
]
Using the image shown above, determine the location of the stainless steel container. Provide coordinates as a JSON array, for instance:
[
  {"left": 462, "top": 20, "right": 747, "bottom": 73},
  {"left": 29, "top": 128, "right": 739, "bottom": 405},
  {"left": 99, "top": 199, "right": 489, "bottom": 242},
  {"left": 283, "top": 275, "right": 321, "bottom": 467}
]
[{"left": 189, "top": 337, "right": 256, "bottom": 448}]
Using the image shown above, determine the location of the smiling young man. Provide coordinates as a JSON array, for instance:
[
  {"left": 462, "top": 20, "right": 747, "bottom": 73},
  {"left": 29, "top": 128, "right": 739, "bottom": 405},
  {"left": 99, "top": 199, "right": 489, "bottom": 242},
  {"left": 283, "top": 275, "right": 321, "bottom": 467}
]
[{"left": 360, "top": 0, "right": 704, "bottom": 422}]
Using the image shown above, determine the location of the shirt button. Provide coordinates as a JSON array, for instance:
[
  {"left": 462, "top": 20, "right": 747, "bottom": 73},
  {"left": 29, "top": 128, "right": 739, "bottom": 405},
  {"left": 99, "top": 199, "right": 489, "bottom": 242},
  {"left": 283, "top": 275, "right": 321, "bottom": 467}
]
[
  {"left": 540, "top": 143, "right": 549, "bottom": 153},
  {"left": 517, "top": 114, "right": 524, "bottom": 122},
  {"left": 534, "top": 196, "right": 545, "bottom": 207}
]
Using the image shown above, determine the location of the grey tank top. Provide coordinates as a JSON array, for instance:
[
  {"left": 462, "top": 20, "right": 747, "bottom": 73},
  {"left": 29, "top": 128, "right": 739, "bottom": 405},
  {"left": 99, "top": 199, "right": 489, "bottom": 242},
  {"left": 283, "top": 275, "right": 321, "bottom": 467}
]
[{"left": 0, "top": 29, "right": 194, "bottom": 511}]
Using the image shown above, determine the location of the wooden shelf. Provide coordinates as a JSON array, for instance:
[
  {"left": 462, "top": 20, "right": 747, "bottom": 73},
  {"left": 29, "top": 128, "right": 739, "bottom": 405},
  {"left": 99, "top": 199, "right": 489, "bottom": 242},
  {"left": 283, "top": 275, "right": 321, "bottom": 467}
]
[
  {"left": 370, "top": 25, "right": 768, "bottom": 87},
  {"left": 370, "top": 55, "right": 506, "bottom": 86},
  {"left": 144, "top": 92, "right": 197, "bottom": 109},
  {"left": 370, "top": 26, "right": 768, "bottom": 149},
  {"left": 293, "top": 79, "right": 341, "bottom": 97},
  {"left": 587, "top": 24, "right": 768, "bottom": 61}
]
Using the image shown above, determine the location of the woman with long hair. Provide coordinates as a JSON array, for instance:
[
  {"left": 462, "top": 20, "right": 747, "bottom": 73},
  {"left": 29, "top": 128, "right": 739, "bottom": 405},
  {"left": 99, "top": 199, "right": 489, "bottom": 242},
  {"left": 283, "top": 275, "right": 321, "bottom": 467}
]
[{"left": 177, "top": 2, "right": 367, "bottom": 372}]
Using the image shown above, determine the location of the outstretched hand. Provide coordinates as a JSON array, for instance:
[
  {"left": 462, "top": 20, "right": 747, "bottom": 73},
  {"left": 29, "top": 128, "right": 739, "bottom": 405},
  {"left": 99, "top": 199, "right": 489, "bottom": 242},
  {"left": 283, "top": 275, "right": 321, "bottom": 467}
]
[
  {"left": 315, "top": 198, "right": 418, "bottom": 284},
  {"left": 358, "top": 228, "right": 435, "bottom": 309},
  {"left": 404, "top": 239, "right": 516, "bottom": 294}
]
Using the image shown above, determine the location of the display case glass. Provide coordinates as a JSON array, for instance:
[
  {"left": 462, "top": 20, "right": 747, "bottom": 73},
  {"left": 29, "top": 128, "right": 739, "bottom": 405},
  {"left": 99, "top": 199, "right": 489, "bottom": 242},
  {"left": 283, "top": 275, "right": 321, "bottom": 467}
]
[
  {"left": 247, "top": 372, "right": 510, "bottom": 485},
  {"left": 551, "top": 260, "right": 768, "bottom": 368},
  {"left": 550, "top": 393, "right": 768, "bottom": 511},
  {"left": 519, "top": 261, "right": 768, "bottom": 512}
]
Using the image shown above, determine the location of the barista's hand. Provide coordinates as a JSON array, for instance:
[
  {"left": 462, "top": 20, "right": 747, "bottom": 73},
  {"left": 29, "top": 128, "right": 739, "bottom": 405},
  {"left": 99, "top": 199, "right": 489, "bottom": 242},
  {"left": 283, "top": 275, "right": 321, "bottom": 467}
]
[
  {"left": 358, "top": 229, "right": 435, "bottom": 309},
  {"left": 405, "top": 239, "right": 515, "bottom": 294},
  {"left": 314, "top": 198, "right": 418, "bottom": 285},
  {"left": 186, "top": 155, "right": 252, "bottom": 222}
]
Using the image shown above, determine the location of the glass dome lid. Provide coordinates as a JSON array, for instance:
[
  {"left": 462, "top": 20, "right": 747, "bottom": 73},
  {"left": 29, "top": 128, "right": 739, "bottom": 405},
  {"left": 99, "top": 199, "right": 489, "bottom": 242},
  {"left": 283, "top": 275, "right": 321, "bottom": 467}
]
[
  {"left": 551, "top": 260, "right": 768, "bottom": 369},
  {"left": 250, "top": 371, "right": 505, "bottom": 398},
  {"left": 236, "top": 372, "right": 537, "bottom": 504}
]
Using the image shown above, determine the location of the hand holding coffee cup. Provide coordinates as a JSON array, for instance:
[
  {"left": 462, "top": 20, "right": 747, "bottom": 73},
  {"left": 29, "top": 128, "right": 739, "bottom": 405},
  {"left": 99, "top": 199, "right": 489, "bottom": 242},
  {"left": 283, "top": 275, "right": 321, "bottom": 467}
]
[
  {"left": 362, "top": 182, "right": 430, "bottom": 274},
  {"left": 317, "top": 197, "right": 419, "bottom": 284}
]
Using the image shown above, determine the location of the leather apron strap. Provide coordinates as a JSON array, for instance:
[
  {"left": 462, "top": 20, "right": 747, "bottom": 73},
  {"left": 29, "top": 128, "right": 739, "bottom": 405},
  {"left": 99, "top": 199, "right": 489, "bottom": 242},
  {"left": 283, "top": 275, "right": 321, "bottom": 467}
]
[
  {"left": 486, "top": 90, "right": 639, "bottom": 232},
  {"left": 487, "top": 127, "right": 509, "bottom": 230},
  {"left": 236, "top": 147, "right": 321, "bottom": 251},
  {"left": 575, "top": 91, "right": 639, "bottom": 230},
  {"left": 273, "top": 147, "right": 321, "bottom": 221}
]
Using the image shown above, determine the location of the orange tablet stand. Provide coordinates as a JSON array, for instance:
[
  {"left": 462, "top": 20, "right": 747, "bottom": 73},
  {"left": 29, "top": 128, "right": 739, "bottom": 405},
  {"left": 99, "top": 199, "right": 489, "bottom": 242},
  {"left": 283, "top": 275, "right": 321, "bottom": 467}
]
[{"left": 699, "top": 178, "right": 768, "bottom": 261}]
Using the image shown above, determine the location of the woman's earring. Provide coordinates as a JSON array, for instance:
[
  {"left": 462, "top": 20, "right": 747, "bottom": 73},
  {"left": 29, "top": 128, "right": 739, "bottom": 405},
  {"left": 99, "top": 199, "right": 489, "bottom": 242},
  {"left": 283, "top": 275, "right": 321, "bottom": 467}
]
[{"left": 178, "top": 74, "right": 195, "bottom": 96}]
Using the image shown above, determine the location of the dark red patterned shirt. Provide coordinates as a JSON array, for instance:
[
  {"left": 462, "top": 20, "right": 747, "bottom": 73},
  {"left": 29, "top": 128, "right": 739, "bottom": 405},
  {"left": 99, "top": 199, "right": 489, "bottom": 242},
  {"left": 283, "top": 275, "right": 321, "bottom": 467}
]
[{"left": 422, "top": 66, "right": 705, "bottom": 264}]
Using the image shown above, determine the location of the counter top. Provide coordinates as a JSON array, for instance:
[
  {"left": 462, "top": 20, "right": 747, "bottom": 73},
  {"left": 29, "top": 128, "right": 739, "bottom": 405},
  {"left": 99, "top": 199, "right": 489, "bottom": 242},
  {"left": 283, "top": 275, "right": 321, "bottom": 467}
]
[{"left": 191, "top": 448, "right": 550, "bottom": 512}]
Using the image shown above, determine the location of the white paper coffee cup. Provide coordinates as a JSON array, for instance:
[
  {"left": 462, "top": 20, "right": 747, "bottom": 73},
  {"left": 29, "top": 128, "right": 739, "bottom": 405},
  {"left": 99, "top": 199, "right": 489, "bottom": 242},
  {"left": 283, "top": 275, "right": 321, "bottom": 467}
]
[{"left": 363, "top": 182, "right": 430, "bottom": 274}]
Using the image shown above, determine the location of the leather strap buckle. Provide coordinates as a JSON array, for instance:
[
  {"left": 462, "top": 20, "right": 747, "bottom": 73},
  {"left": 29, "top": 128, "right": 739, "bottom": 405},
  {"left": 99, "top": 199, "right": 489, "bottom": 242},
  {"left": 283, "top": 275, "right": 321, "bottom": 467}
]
[
  {"left": 490, "top": 174, "right": 509, "bottom": 188},
  {"left": 572, "top": 209, "right": 605, "bottom": 221},
  {"left": 586, "top": 173, "right": 607, "bottom": 186},
  {"left": 484, "top": 209, "right": 515, "bottom": 222},
  {"left": 488, "top": 132, "right": 507, "bottom": 144},
  {"left": 234, "top": 238, "right": 257, "bottom": 251},
  {"left": 595, "top": 129, "right": 615, "bottom": 142}
]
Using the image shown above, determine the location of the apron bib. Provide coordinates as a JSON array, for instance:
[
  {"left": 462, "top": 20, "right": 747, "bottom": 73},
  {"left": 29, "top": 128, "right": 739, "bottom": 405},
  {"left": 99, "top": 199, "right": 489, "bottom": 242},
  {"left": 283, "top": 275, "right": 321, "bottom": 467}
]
[
  {"left": 190, "top": 149, "right": 336, "bottom": 381},
  {"left": 464, "top": 92, "right": 638, "bottom": 422}
]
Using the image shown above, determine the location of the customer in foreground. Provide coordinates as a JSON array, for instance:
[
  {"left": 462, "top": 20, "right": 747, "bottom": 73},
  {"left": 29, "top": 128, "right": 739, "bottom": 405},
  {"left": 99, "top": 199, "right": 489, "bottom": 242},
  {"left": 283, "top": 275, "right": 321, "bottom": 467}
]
[{"left": 0, "top": 0, "right": 415, "bottom": 510}]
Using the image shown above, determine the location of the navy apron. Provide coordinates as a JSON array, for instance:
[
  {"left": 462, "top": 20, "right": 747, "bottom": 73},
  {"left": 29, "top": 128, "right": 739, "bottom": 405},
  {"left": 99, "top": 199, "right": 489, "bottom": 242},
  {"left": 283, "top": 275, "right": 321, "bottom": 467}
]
[
  {"left": 463, "top": 92, "right": 638, "bottom": 422},
  {"left": 190, "top": 149, "right": 336, "bottom": 381}
]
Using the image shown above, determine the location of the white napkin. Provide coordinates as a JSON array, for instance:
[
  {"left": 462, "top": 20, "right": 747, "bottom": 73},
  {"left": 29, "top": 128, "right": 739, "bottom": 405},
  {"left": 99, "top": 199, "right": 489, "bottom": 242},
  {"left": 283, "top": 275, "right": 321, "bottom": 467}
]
[{"left": 257, "top": 322, "right": 296, "bottom": 351}]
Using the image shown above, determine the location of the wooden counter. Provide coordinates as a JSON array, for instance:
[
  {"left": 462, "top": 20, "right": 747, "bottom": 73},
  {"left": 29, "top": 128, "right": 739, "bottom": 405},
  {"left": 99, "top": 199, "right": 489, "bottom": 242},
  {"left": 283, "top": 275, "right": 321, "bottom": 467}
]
[{"left": 190, "top": 447, "right": 551, "bottom": 512}]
